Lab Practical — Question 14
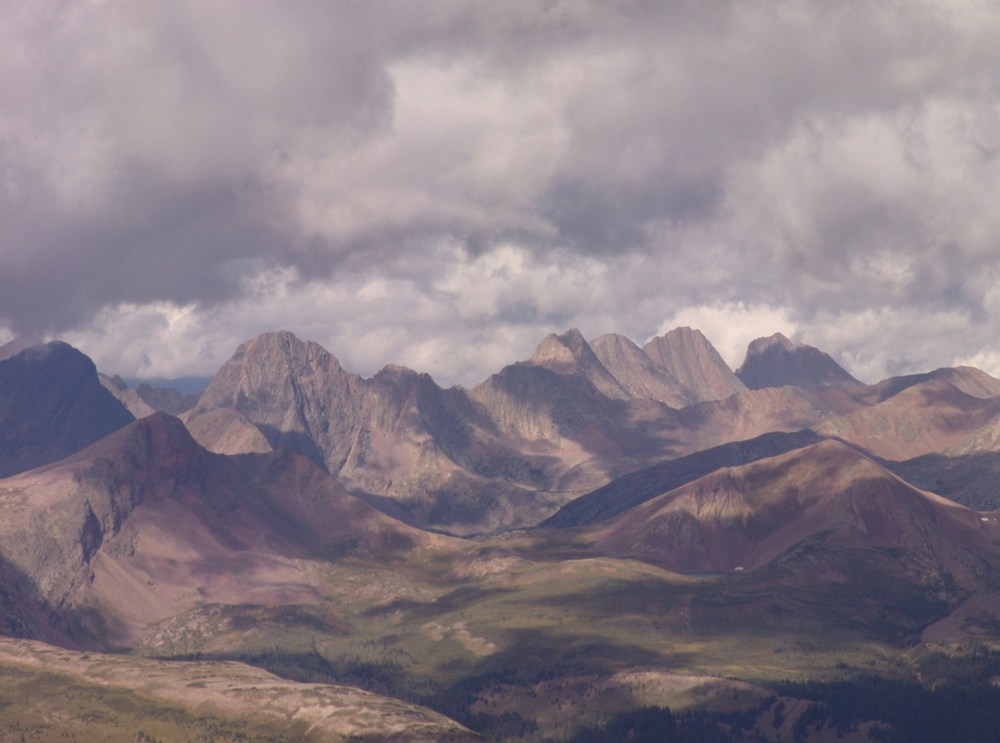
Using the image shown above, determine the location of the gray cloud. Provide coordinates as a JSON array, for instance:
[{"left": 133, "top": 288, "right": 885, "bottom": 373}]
[{"left": 4, "top": 1, "right": 1000, "bottom": 384}]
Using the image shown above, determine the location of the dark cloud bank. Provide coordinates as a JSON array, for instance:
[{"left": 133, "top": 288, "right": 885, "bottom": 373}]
[{"left": 2, "top": 1, "right": 1000, "bottom": 385}]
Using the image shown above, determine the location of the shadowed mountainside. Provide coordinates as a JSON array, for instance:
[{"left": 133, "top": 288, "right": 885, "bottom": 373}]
[
  {"left": 736, "top": 333, "right": 862, "bottom": 390},
  {"left": 0, "top": 341, "right": 134, "bottom": 477}
]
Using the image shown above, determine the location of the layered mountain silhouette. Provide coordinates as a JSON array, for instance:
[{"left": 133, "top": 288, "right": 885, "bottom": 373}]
[
  {"left": 185, "top": 329, "right": 874, "bottom": 533},
  {"left": 3, "top": 326, "right": 1000, "bottom": 739}
]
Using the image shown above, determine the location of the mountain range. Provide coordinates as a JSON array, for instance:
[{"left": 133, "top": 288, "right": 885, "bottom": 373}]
[{"left": 2, "top": 326, "right": 1000, "bottom": 740}]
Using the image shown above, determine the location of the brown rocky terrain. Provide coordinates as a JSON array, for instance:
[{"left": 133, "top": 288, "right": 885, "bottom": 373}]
[
  {"left": 643, "top": 326, "right": 747, "bottom": 402},
  {"left": 815, "top": 375, "right": 1000, "bottom": 460},
  {"left": 99, "top": 372, "right": 157, "bottom": 418},
  {"left": 186, "top": 329, "right": 868, "bottom": 535}
]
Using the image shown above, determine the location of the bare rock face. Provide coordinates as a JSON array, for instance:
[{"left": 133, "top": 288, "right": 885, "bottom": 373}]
[
  {"left": 589, "top": 333, "right": 694, "bottom": 407},
  {"left": 0, "top": 342, "right": 134, "bottom": 477},
  {"left": 528, "top": 328, "right": 631, "bottom": 400},
  {"left": 191, "top": 332, "right": 488, "bottom": 530},
  {"left": 194, "top": 330, "right": 362, "bottom": 471},
  {"left": 642, "top": 327, "right": 746, "bottom": 402},
  {"left": 736, "top": 333, "right": 862, "bottom": 390}
]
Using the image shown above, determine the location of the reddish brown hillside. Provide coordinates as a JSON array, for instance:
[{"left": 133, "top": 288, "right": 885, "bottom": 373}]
[
  {"left": 0, "top": 413, "right": 440, "bottom": 646},
  {"left": 586, "top": 440, "right": 992, "bottom": 583},
  {"left": 816, "top": 377, "right": 1000, "bottom": 460}
]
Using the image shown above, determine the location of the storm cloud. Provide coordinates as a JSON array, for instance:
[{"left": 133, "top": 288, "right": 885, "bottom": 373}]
[{"left": 3, "top": 1, "right": 1000, "bottom": 385}]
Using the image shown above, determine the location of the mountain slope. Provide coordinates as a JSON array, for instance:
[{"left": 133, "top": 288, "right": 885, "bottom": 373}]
[
  {"left": 815, "top": 377, "right": 1000, "bottom": 460},
  {"left": 527, "top": 328, "right": 631, "bottom": 400},
  {"left": 541, "top": 430, "right": 825, "bottom": 528},
  {"left": 0, "top": 342, "right": 134, "bottom": 477},
  {"left": 590, "top": 333, "right": 694, "bottom": 407},
  {"left": 642, "top": 327, "right": 746, "bottom": 402},
  {"left": 585, "top": 439, "right": 993, "bottom": 580},
  {"left": 0, "top": 413, "right": 441, "bottom": 646}
]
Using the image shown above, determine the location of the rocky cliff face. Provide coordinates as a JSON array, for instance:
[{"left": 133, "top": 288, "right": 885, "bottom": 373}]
[
  {"left": 642, "top": 327, "right": 747, "bottom": 402},
  {"left": 590, "top": 333, "right": 694, "bottom": 407},
  {"left": 736, "top": 333, "right": 862, "bottom": 390},
  {"left": 527, "top": 328, "right": 631, "bottom": 400},
  {"left": 0, "top": 342, "right": 134, "bottom": 477}
]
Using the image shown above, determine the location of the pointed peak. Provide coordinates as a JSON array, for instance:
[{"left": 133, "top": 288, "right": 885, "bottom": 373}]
[
  {"left": 642, "top": 327, "right": 746, "bottom": 402},
  {"left": 528, "top": 329, "right": 594, "bottom": 374},
  {"left": 374, "top": 363, "right": 427, "bottom": 385},
  {"left": 555, "top": 327, "right": 587, "bottom": 347},
  {"left": 246, "top": 329, "right": 308, "bottom": 353},
  {"left": 658, "top": 326, "right": 710, "bottom": 344}
]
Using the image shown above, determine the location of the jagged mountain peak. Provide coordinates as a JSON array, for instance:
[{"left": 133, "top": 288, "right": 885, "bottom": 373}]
[
  {"left": 527, "top": 328, "right": 630, "bottom": 400},
  {"left": 737, "top": 333, "right": 860, "bottom": 390},
  {"left": 589, "top": 333, "right": 694, "bottom": 407},
  {"left": 642, "top": 327, "right": 746, "bottom": 402},
  {"left": 239, "top": 329, "right": 342, "bottom": 367},
  {"left": 528, "top": 328, "right": 589, "bottom": 372}
]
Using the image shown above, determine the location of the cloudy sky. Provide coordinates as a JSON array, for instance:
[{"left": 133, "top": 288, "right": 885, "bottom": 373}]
[{"left": 3, "top": 1, "right": 1000, "bottom": 386}]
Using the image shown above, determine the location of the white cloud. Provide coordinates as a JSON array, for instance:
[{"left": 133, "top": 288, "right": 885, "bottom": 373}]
[{"left": 4, "top": 1, "right": 1000, "bottom": 389}]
